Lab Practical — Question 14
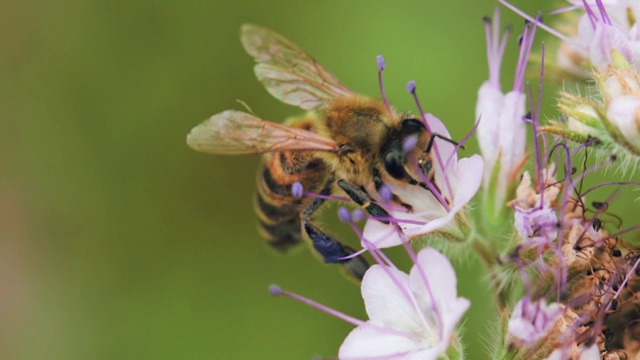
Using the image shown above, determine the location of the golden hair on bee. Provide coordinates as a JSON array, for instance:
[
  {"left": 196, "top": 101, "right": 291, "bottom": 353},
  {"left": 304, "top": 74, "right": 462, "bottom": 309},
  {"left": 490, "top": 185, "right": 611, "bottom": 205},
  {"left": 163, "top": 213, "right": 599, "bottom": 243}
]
[{"left": 187, "top": 24, "right": 441, "bottom": 281}]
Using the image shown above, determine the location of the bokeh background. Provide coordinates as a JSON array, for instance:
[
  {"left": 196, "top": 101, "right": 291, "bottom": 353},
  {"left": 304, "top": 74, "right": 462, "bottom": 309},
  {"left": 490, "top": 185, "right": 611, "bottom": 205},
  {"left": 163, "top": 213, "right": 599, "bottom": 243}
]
[{"left": 1, "top": 0, "right": 556, "bottom": 359}]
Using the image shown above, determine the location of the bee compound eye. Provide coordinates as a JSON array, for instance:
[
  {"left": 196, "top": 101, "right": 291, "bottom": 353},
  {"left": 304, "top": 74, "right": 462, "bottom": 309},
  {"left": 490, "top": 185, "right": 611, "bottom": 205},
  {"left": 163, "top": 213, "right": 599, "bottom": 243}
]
[
  {"left": 383, "top": 151, "right": 406, "bottom": 179},
  {"left": 400, "top": 119, "right": 425, "bottom": 135}
]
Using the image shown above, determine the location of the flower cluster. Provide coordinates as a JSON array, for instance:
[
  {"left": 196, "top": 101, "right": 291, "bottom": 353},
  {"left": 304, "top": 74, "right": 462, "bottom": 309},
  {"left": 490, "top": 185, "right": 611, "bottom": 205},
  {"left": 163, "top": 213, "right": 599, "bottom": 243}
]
[{"left": 195, "top": 1, "right": 640, "bottom": 359}]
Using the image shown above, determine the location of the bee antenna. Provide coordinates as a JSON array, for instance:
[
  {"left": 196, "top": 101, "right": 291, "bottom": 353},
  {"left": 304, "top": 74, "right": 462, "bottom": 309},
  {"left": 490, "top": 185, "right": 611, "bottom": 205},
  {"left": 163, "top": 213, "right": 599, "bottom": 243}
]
[{"left": 376, "top": 55, "right": 393, "bottom": 116}]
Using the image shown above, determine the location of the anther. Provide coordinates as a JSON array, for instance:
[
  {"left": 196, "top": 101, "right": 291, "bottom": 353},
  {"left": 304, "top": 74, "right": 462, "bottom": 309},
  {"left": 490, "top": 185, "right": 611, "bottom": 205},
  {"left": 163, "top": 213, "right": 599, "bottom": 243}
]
[
  {"left": 376, "top": 55, "right": 392, "bottom": 115},
  {"left": 376, "top": 55, "right": 385, "bottom": 71},
  {"left": 407, "top": 80, "right": 416, "bottom": 95},
  {"left": 612, "top": 249, "right": 622, "bottom": 257},
  {"left": 379, "top": 185, "right": 392, "bottom": 202},
  {"left": 403, "top": 135, "right": 418, "bottom": 153},
  {"left": 338, "top": 207, "right": 351, "bottom": 223},
  {"left": 291, "top": 181, "right": 304, "bottom": 198},
  {"left": 269, "top": 284, "right": 283, "bottom": 296},
  {"left": 351, "top": 209, "right": 364, "bottom": 222}
]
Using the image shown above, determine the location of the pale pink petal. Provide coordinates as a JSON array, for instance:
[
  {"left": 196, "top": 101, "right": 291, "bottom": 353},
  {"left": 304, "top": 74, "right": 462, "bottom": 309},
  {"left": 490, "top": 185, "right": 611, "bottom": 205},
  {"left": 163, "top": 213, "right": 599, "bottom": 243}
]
[
  {"left": 409, "top": 248, "right": 458, "bottom": 306},
  {"left": 361, "top": 155, "right": 483, "bottom": 249},
  {"left": 409, "top": 248, "right": 470, "bottom": 340},
  {"left": 361, "top": 265, "right": 422, "bottom": 332},
  {"left": 497, "top": 91, "right": 526, "bottom": 191},
  {"left": 590, "top": 23, "right": 633, "bottom": 68},
  {"left": 339, "top": 324, "right": 440, "bottom": 360},
  {"left": 476, "top": 81, "right": 506, "bottom": 184},
  {"left": 425, "top": 113, "right": 455, "bottom": 165}
]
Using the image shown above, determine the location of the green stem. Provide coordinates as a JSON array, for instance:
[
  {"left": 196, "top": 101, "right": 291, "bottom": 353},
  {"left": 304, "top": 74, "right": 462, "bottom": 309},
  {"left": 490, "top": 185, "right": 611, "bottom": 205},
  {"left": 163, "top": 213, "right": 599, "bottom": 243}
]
[{"left": 468, "top": 230, "right": 511, "bottom": 310}]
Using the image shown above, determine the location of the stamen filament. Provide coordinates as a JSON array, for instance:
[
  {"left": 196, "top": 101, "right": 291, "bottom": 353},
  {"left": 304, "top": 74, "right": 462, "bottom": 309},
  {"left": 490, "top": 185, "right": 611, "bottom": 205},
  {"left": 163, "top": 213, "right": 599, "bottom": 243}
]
[{"left": 498, "top": 0, "right": 578, "bottom": 46}]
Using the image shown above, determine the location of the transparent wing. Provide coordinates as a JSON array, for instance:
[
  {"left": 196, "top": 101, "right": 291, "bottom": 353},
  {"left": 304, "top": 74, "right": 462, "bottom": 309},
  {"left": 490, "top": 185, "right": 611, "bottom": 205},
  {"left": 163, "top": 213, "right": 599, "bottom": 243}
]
[
  {"left": 241, "top": 24, "right": 354, "bottom": 110},
  {"left": 187, "top": 110, "right": 338, "bottom": 155}
]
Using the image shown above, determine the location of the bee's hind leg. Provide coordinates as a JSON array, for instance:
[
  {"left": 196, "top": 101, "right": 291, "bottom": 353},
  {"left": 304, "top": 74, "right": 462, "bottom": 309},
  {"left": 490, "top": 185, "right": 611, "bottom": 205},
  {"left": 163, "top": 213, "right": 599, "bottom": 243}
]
[{"left": 301, "top": 178, "right": 369, "bottom": 281}]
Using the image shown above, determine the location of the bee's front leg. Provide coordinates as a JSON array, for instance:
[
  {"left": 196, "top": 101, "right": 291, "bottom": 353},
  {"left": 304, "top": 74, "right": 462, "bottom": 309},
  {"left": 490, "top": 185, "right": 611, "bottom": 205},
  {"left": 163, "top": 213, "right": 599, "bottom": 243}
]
[
  {"left": 301, "top": 178, "right": 369, "bottom": 281},
  {"left": 336, "top": 179, "right": 391, "bottom": 223}
]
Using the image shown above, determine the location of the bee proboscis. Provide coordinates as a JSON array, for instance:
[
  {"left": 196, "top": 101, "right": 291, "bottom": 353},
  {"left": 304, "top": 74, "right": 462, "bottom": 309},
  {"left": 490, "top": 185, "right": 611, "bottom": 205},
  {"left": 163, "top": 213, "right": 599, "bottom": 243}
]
[{"left": 188, "top": 24, "right": 442, "bottom": 280}]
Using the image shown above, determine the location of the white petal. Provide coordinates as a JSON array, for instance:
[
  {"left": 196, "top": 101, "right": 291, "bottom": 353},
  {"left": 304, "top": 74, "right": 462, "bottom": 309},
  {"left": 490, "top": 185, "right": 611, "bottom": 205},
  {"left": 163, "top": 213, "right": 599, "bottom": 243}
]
[
  {"left": 425, "top": 113, "right": 456, "bottom": 172},
  {"left": 497, "top": 91, "right": 526, "bottom": 188},
  {"left": 409, "top": 248, "right": 470, "bottom": 342},
  {"left": 339, "top": 323, "right": 440, "bottom": 360},
  {"left": 475, "top": 81, "right": 505, "bottom": 183},
  {"left": 607, "top": 95, "right": 640, "bottom": 149},
  {"left": 361, "top": 265, "right": 422, "bottom": 332},
  {"left": 402, "top": 155, "right": 483, "bottom": 237},
  {"left": 361, "top": 155, "right": 483, "bottom": 248},
  {"left": 590, "top": 24, "right": 633, "bottom": 68},
  {"left": 409, "top": 248, "right": 459, "bottom": 307}
]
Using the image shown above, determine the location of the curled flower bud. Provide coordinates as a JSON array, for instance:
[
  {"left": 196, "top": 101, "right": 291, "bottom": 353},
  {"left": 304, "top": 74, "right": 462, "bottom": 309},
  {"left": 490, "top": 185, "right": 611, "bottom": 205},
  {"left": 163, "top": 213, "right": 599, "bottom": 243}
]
[{"left": 545, "top": 57, "right": 640, "bottom": 169}]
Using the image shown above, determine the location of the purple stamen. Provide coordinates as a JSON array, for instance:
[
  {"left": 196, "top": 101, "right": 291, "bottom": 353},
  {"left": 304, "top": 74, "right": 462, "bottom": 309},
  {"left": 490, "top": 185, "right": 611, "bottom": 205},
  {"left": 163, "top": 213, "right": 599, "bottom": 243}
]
[
  {"left": 395, "top": 229, "right": 444, "bottom": 338},
  {"left": 408, "top": 81, "right": 432, "bottom": 133},
  {"left": 376, "top": 54, "right": 385, "bottom": 71},
  {"left": 514, "top": 15, "right": 539, "bottom": 92},
  {"left": 581, "top": 0, "right": 597, "bottom": 28},
  {"left": 407, "top": 80, "right": 416, "bottom": 95},
  {"left": 357, "top": 228, "right": 438, "bottom": 338},
  {"left": 336, "top": 246, "right": 368, "bottom": 261},
  {"left": 608, "top": 256, "right": 640, "bottom": 311},
  {"left": 595, "top": 0, "right": 612, "bottom": 25},
  {"left": 407, "top": 85, "right": 455, "bottom": 205},
  {"left": 370, "top": 215, "right": 427, "bottom": 226},
  {"left": 269, "top": 284, "right": 369, "bottom": 325},
  {"left": 525, "top": 43, "right": 546, "bottom": 208},
  {"left": 377, "top": 55, "right": 392, "bottom": 116},
  {"left": 445, "top": 119, "right": 479, "bottom": 171},
  {"left": 549, "top": 3, "right": 583, "bottom": 15},
  {"left": 338, "top": 207, "right": 351, "bottom": 223},
  {"left": 409, "top": 154, "right": 450, "bottom": 211},
  {"left": 291, "top": 181, "right": 304, "bottom": 198},
  {"left": 484, "top": 9, "right": 510, "bottom": 88},
  {"left": 498, "top": 0, "right": 576, "bottom": 45},
  {"left": 351, "top": 209, "right": 364, "bottom": 222}
]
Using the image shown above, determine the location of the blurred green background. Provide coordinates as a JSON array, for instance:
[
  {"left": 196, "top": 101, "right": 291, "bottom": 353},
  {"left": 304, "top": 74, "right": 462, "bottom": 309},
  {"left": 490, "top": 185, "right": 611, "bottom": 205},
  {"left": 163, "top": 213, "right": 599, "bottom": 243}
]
[{"left": 1, "top": 0, "right": 553, "bottom": 359}]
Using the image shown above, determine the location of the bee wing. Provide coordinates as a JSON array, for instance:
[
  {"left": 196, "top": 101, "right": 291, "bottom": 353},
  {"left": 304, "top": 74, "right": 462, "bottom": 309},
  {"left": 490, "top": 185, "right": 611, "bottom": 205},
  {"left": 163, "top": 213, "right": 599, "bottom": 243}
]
[
  {"left": 187, "top": 110, "right": 338, "bottom": 155},
  {"left": 241, "top": 24, "right": 354, "bottom": 110}
]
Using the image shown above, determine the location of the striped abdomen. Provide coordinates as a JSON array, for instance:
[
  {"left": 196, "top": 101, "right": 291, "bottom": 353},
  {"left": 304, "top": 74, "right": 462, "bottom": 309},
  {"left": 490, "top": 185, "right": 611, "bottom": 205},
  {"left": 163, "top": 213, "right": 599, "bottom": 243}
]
[{"left": 255, "top": 151, "right": 327, "bottom": 251}]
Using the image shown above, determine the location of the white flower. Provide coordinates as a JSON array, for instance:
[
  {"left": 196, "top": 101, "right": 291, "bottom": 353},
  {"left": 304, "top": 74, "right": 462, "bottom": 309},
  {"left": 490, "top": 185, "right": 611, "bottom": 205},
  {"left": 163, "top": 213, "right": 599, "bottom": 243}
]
[
  {"left": 338, "top": 248, "right": 470, "bottom": 360},
  {"left": 362, "top": 113, "right": 483, "bottom": 248},
  {"left": 606, "top": 94, "right": 640, "bottom": 152},
  {"left": 508, "top": 298, "right": 564, "bottom": 347},
  {"left": 475, "top": 9, "right": 534, "bottom": 219},
  {"left": 514, "top": 206, "right": 559, "bottom": 246}
]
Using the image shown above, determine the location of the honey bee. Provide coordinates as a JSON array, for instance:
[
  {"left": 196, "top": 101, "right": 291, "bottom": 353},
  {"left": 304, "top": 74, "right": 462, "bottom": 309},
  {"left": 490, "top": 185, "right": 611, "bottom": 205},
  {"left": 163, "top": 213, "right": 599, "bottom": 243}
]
[{"left": 188, "top": 24, "right": 444, "bottom": 280}]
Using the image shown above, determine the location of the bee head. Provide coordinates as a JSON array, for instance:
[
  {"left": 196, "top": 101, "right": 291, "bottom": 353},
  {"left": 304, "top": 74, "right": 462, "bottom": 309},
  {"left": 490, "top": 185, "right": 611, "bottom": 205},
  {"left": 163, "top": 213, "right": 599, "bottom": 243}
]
[{"left": 382, "top": 118, "right": 431, "bottom": 181}]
